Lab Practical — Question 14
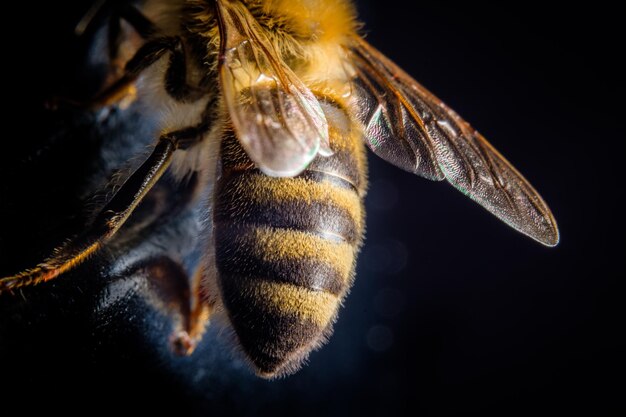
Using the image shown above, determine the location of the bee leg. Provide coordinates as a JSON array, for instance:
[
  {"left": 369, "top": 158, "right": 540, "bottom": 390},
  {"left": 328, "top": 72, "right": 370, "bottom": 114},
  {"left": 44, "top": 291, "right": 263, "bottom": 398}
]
[
  {"left": 0, "top": 124, "right": 208, "bottom": 293},
  {"left": 89, "top": 36, "right": 203, "bottom": 108},
  {"left": 171, "top": 266, "right": 215, "bottom": 356},
  {"left": 107, "top": 3, "right": 158, "bottom": 73},
  {"left": 57, "top": 2, "right": 159, "bottom": 108},
  {"left": 114, "top": 3, "right": 158, "bottom": 41},
  {"left": 75, "top": 1, "right": 157, "bottom": 56}
]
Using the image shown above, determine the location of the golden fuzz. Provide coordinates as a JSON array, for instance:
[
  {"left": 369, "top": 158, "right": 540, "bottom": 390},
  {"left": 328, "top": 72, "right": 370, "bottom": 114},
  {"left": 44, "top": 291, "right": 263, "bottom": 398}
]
[
  {"left": 247, "top": 0, "right": 358, "bottom": 77},
  {"left": 248, "top": 280, "right": 339, "bottom": 327},
  {"left": 245, "top": 226, "right": 356, "bottom": 280},
  {"left": 243, "top": 0, "right": 358, "bottom": 43},
  {"left": 184, "top": 0, "right": 359, "bottom": 78},
  {"left": 237, "top": 175, "right": 364, "bottom": 231}
]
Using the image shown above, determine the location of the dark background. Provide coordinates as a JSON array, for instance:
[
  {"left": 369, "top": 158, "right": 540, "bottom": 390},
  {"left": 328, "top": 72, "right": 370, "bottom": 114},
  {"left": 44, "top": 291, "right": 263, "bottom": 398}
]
[{"left": 1, "top": 1, "right": 623, "bottom": 416}]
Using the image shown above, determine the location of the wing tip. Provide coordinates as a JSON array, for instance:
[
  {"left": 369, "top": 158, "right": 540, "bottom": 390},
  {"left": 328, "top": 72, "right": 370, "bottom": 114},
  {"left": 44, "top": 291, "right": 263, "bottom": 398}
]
[
  {"left": 529, "top": 219, "right": 560, "bottom": 248},
  {"left": 540, "top": 225, "right": 560, "bottom": 248},
  {"left": 537, "top": 235, "right": 560, "bottom": 247}
]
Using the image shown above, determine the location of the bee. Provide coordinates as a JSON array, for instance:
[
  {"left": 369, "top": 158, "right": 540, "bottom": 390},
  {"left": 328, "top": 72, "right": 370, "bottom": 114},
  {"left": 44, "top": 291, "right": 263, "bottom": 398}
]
[{"left": 0, "top": 0, "right": 559, "bottom": 378}]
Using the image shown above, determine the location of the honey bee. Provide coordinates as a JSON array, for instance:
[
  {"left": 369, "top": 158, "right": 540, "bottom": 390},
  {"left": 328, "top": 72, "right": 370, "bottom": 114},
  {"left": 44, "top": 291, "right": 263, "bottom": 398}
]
[{"left": 0, "top": 0, "right": 559, "bottom": 378}]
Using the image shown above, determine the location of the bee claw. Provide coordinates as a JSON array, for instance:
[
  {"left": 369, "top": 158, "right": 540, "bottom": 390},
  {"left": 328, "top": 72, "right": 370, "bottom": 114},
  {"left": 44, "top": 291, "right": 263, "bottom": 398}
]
[{"left": 170, "top": 330, "right": 198, "bottom": 356}]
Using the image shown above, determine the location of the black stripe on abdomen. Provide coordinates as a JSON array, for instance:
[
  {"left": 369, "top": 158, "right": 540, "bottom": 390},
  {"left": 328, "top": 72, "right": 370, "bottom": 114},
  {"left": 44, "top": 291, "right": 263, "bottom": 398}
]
[
  {"left": 215, "top": 223, "right": 346, "bottom": 295},
  {"left": 214, "top": 171, "right": 360, "bottom": 244}
]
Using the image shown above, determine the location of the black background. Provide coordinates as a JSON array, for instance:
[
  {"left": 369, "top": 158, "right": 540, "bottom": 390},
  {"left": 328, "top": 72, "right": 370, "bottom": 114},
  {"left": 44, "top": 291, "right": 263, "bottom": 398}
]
[{"left": 1, "top": 1, "right": 623, "bottom": 416}]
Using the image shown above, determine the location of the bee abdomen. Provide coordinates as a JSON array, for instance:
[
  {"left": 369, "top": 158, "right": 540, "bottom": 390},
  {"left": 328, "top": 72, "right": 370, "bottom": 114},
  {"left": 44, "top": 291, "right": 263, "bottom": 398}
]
[
  {"left": 215, "top": 224, "right": 354, "bottom": 376},
  {"left": 214, "top": 127, "right": 366, "bottom": 377}
]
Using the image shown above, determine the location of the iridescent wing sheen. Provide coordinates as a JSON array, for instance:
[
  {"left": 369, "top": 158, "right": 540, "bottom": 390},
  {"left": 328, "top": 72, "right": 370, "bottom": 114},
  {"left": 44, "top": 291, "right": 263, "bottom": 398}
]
[
  {"left": 348, "top": 37, "right": 559, "bottom": 246},
  {"left": 215, "top": 0, "right": 330, "bottom": 177}
]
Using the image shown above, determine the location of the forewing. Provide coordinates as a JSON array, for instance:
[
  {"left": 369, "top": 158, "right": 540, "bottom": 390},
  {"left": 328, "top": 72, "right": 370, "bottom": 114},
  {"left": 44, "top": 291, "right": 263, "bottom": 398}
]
[
  {"left": 348, "top": 37, "right": 559, "bottom": 246},
  {"left": 216, "top": 0, "right": 330, "bottom": 177}
]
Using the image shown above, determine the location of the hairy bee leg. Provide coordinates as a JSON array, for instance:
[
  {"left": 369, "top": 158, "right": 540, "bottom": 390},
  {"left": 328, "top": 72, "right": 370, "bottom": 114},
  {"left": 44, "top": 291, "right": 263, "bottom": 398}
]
[
  {"left": 171, "top": 266, "right": 214, "bottom": 356},
  {"left": 108, "top": 4, "right": 158, "bottom": 68},
  {"left": 122, "top": 256, "right": 213, "bottom": 356},
  {"left": 119, "top": 4, "right": 158, "bottom": 38},
  {"left": 0, "top": 124, "right": 208, "bottom": 293},
  {"left": 51, "top": 3, "right": 159, "bottom": 108},
  {"left": 76, "top": 1, "right": 157, "bottom": 38},
  {"left": 112, "top": 3, "right": 158, "bottom": 43},
  {"left": 91, "top": 36, "right": 204, "bottom": 108}
]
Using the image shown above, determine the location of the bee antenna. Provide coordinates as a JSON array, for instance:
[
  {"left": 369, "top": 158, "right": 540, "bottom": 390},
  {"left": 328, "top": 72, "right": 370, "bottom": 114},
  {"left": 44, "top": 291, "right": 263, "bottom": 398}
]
[{"left": 75, "top": 0, "right": 109, "bottom": 37}]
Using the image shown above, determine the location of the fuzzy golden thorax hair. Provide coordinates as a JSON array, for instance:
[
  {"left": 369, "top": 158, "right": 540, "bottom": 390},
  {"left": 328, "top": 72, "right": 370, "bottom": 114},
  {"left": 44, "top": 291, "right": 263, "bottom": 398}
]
[
  {"left": 183, "top": 0, "right": 359, "bottom": 74},
  {"left": 240, "top": 0, "right": 358, "bottom": 43}
]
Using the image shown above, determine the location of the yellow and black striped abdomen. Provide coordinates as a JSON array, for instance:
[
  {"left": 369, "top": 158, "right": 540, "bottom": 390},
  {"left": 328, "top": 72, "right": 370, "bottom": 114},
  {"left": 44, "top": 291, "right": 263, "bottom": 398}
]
[{"left": 214, "top": 104, "right": 366, "bottom": 377}]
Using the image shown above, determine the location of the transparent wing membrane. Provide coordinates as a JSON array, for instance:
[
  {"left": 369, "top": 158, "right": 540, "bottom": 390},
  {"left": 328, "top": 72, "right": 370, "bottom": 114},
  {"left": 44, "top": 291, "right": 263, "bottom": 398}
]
[
  {"left": 216, "top": 0, "right": 330, "bottom": 177},
  {"left": 348, "top": 37, "right": 559, "bottom": 246}
]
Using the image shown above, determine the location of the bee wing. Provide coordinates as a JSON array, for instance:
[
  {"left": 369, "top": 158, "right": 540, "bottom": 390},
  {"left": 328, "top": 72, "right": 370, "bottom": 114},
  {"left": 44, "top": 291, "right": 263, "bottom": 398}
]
[
  {"left": 216, "top": 0, "right": 330, "bottom": 177},
  {"left": 348, "top": 37, "right": 559, "bottom": 246}
]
